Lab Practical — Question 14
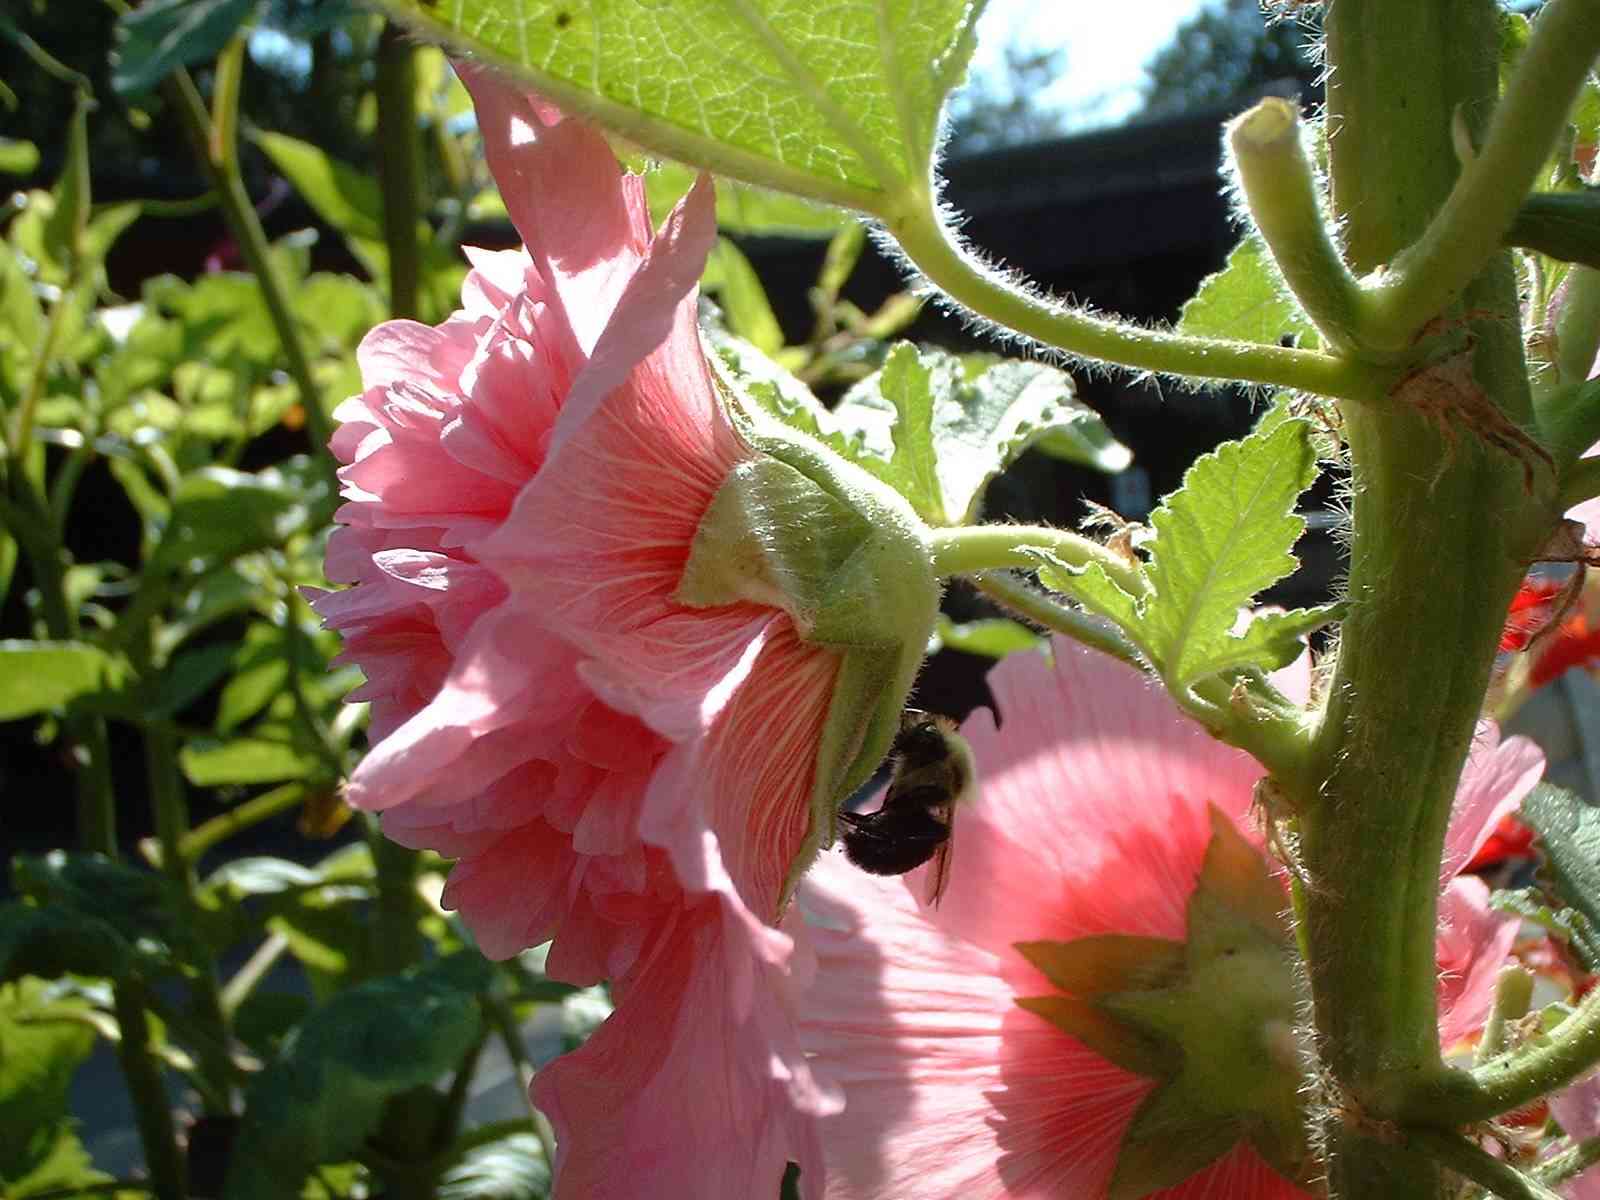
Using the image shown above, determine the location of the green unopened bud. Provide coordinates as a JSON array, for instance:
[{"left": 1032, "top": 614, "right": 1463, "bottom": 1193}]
[{"left": 677, "top": 396, "right": 941, "bottom": 899}]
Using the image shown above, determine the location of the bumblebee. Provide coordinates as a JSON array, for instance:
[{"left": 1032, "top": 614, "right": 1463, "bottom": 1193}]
[{"left": 838, "top": 710, "right": 974, "bottom": 906}]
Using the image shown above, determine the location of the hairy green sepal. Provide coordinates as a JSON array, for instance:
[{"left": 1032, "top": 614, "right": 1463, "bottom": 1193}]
[
  {"left": 676, "top": 411, "right": 939, "bottom": 900},
  {"left": 1015, "top": 810, "right": 1306, "bottom": 1199}
]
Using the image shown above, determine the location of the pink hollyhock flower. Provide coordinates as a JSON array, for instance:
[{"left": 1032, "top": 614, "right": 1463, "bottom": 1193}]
[
  {"left": 795, "top": 639, "right": 1543, "bottom": 1199},
  {"left": 305, "top": 69, "right": 955, "bottom": 1197},
  {"left": 1551, "top": 1073, "right": 1600, "bottom": 1198}
]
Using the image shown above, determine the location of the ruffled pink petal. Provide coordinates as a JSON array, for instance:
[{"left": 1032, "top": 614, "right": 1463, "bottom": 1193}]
[
  {"left": 1440, "top": 721, "right": 1545, "bottom": 884},
  {"left": 935, "top": 640, "right": 1270, "bottom": 962},
  {"left": 640, "top": 620, "right": 840, "bottom": 917},
  {"left": 1436, "top": 875, "right": 1520, "bottom": 1050},
  {"left": 344, "top": 605, "right": 592, "bottom": 812},
  {"left": 459, "top": 68, "right": 653, "bottom": 356},
  {"left": 471, "top": 177, "right": 755, "bottom": 740},
  {"left": 534, "top": 895, "right": 836, "bottom": 1200}
]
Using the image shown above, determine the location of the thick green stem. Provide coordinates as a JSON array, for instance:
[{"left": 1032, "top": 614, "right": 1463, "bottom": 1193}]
[
  {"left": 886, "top": 189, "right": 1384, "bottom": 399},
  {"left": 162, "top": 69, "right": 332, "bottom": 455},
  {"left": 1362, "top": 0, "right": 1600, "bottom": 349},
  {"left": 1304, "top": 3, "right": 1552, "bottom": 1196},
  {"left": 375, "top": 22, "right": 423, "bottom": 320}
]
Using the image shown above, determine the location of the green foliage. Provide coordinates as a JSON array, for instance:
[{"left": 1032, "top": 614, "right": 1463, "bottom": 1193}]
[
  {"left": 10, "top": 852, "right": 203, "bottom": 977},
  {"left": 1518, "top": 783, "right": 1600, "bottom": 971},
  {"left": 1178, "top": 238, "right": 1320, "bottom": 348},
  {"left": 224, "top": 956, "right": 490, "bottom": 1200},
  {"left": 0, "top": 978, "right": 110, "bottom": 1198},
  {"left": 932, "top": 615, "right": 1045, "bottom": 659},
  {"left": 829, "top": 344, "right": 1132, "bottom": 525},
  {"left": 435, "top": 1129, "right": 551, "bottom": 1200},
  {"left": 112, "top": 0, "right": 265, "bottom": 96},
  {"left": 1038, "top": 414, "right": 1335, "bottom": 692},
  {"left": 643, "top": 162, "right": 847, "bottom": 237},
  {"left": 376, "top": 0, "right": 985, "bottom": 211},
  {"left": 1490, "top": 887, "right": 1600, "bottom": 973},
  {"left": 703, "top": 239, "right": 785, "bottom": 355},
  {"left": 0, "top": 641, "right": 120, "bottom": 721},
  {"left": 0, "top": 138, "right": 38, "bottom": 175}
]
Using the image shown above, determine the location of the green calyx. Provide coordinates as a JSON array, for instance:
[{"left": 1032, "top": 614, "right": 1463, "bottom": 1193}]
[
  {"left": 676, "top": 392, "right": 941, "bottom": 903},
  {"left": 1015, "top": 807, "right": 1309, "bottom": 1200}
]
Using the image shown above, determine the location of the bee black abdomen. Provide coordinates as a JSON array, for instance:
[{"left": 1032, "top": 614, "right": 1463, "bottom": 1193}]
[{"left": 839, "top": 807, "right": 949, "bottom": 876}]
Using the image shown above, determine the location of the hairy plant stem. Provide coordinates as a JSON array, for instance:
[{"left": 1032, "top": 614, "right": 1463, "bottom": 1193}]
[
  {"left": 887, "top": 192, "right": 1384, "bottom": 398},
  {"left": 927, "top": 523, "right": 1145, "bottom": 594},
  {"left": 1406, "top": 1128, "right": 1564, "bottom": 1200},
  {"left": 1302, "top": 2, "right": 1557, "bottom": 1195},
  {"left": 1360, "top": 0, "right": 1600, "bottom": 350},
  {"left": 1407, "top": 983, "right": 1600, "bottom": 1126}
]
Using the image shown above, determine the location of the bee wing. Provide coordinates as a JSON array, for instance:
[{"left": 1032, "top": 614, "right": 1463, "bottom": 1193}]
[{"left": 923, "top": 803, "right": 955, "bottom": 908}]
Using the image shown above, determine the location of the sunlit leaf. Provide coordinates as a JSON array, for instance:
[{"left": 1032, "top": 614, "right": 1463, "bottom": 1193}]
[
  {"left": 377, "top": 0, "right": 985, "bottom": 213},
  {"left": 833, "top": 344, "right": 1131, "bottom": 524},
  {"left": 1178, "top": 238, "right": 1319, "bottom": 348},
  {"left": 0, "top": 641, "right": 120, "bottom": 721}
]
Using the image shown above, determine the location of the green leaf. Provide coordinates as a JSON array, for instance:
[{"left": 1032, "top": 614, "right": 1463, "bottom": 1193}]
[
  {"left": 224, "top": 957, "right": 487, "bottom": 1200},
  {"left": 144, "top": 641, "right": 239, "bottom": 719},
  {"left": 252, "top": 130, "right": 386, "bottom": 244},
  {"left": 834, "top": 345, "right": 1132, "bottom": 525},
  {"left": 113, "top": 0, "right": 265, "bottom": 96},
  {"left": 1490, "top": 886, "right": 1600, "bottom": 973},
  {"left": 0, "top": 979, "right": 103, "bottom": 1189},
  {"left": 150, "top": 466, "right": 317, "bottom": 573},
  {"left": 0, "top": 137, "right": 39, "bottom": 175},
  {"left": 379, "top": 0, "right": 985, "bottom": 213},
  {"left": 1197, "top": 604, "right": 1342, "bottom": 676},
  {"left": 844, "top": 343, "right": 943, "bottom": 520},
  {"left": 0, "top": 901, "right": 135, "bottom": 984},
  {"left": 0, "top": 641, "right": 119, "bottom": 721},
  {"left": 217, "top": 625, "right": 292, "bottom": 733},
  {"left": 702, "top": 239, "right": 784, "bottom": 355},
  {"left": 1521, "top": 783, "right": 1600, "bottom": 947},
  {"left": 9, "top": 853, "right": 197, "bottom": 976},
  {"left": 436, "top": 1131, "right": 550, "bottom": 1200},
  {"left": 1135, "top": 417, "right": 1319, "bottom": 689},
  {"left": 1178, "top": 238, "right": 1319, "bottom": 348},
  {"left": 644, "top": 162, "right": 847, "bottom": 237},
  {"left": 932, "top": 357, "right": 1131, "bottom": 514},
  {"left": 41, "top": 101, "right": 91, "bottom": 277},
  {"left": 180, "top": 737, "right": 326, "bottom": 787},
  {"left": 932, "top": 615, "right": 1044, "bottom": 659},
  {"left": 816, "top": 224, "right": 867, "bottom": 308}
]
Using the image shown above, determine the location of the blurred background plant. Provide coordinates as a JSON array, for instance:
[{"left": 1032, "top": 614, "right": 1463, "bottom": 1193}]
[{"left": 0, "top": 1, "right": 1434, "bottom": 1197}]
